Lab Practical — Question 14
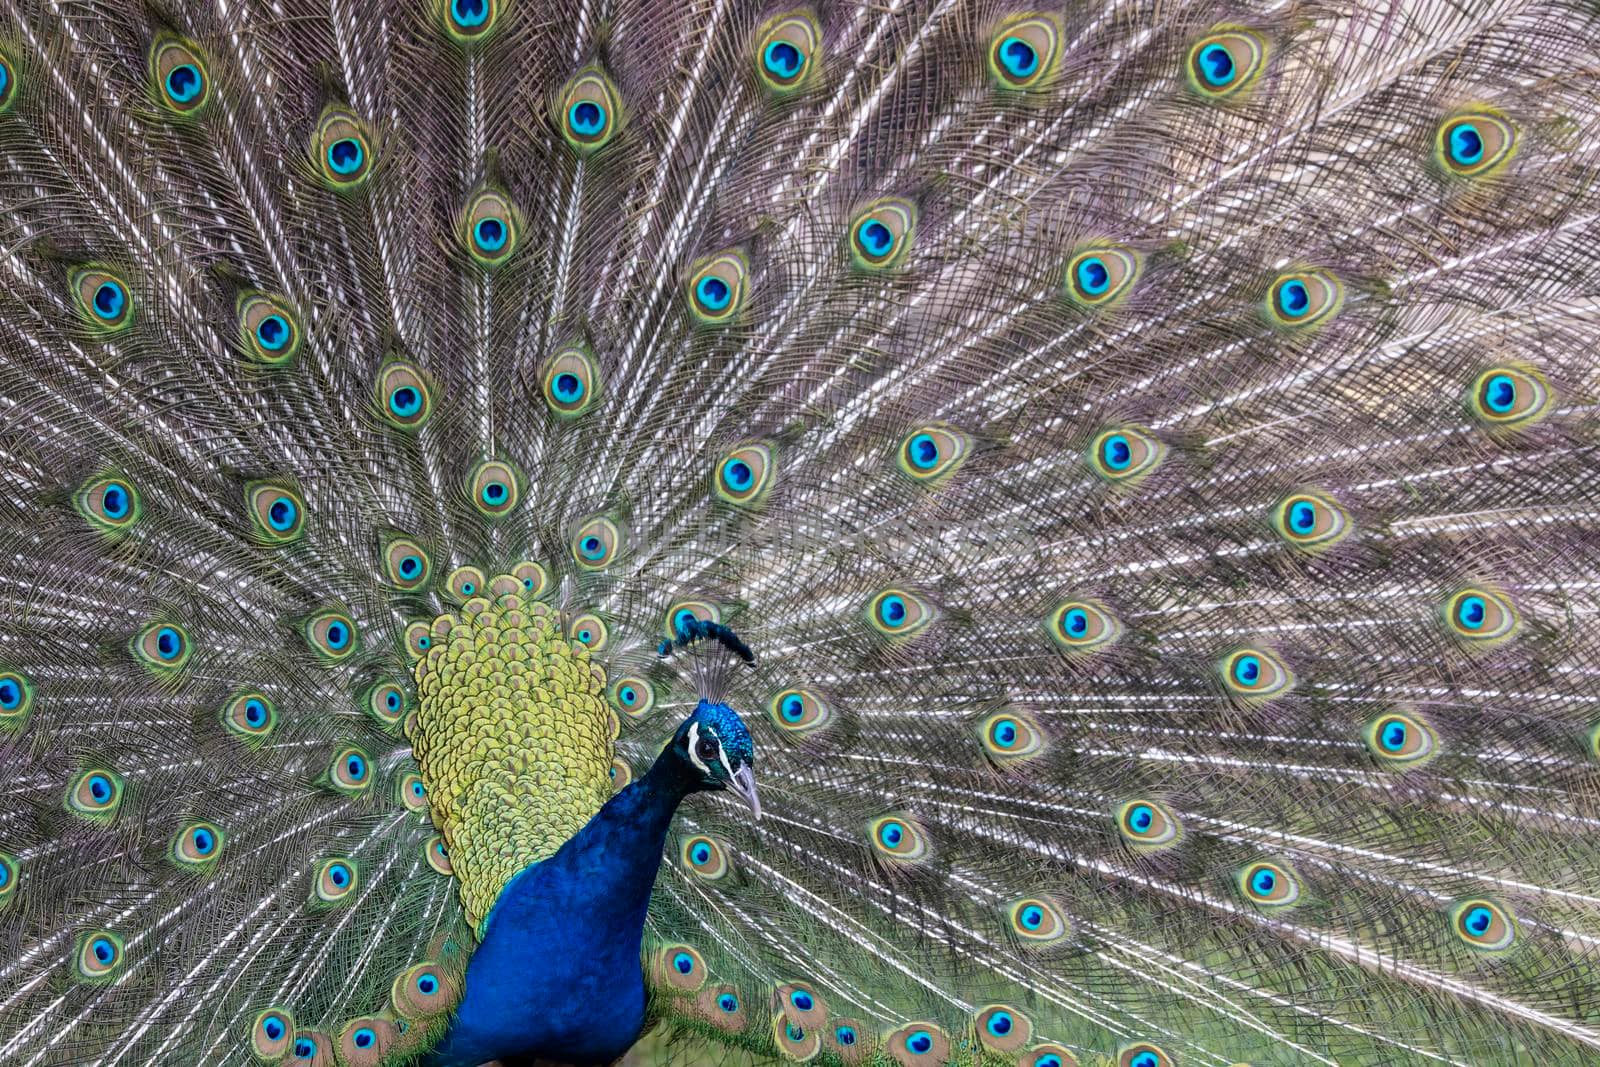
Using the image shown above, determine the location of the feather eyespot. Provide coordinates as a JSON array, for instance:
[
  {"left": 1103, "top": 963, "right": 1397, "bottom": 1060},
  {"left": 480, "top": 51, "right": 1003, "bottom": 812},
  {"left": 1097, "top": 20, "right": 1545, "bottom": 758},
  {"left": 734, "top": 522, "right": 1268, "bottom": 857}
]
[
  {"left": 404, "top": 621, "right": 434, "bottom": 660},
  {"left": 610, "top": 676, "right": 656, "bottom": 717},
  {"left": 328, "top": 746, "right": 372, "bottom": 795},
  {"left": 222, "top": 691, "right": 277, "bottom": 742},
  {"left": 541, "top": 345, "right": 600, "bottom": 418},
  {"left": 1450, "top": 897, "right": 1517, "bottom": 952},
  {"left": 1089, "top": 426, "right": 1164, "bottom": 484},
  {"left": 1443, "top": 586, "right": 1519, "bottom": 644},
  {"left": 382, "top": 536, "right": 431, "bottom": 590},
  {"left": 664, "top": 599, "right": 720, "bottom": 640},
  {"left": 314, "top": 108, "right": 374, "bottom": 188},
  {"left": 1119, "top": 1043, "right": 1173, "bottom": 1067},
  {"left": 376, "top": 361, "right": 434, "bottom": 429},
  {"left": 773, "top": 1015, "right": 821, "bottom": 1059},
  {"left": 1271, "top": 490, "right": 1350, "bottom": 551},
  {"left": 1007, "top": 896, "right": 1069, "bottom": 946},
  {"left": 558, "top": 67, "right": 622, "bottom": 153},
  {"left": 868, "top": 814, "right": 930, "bottom": 863},
  {"left": 1186, "top": 28, "right": 1267, "bottom": 99},
  {"left": 74, "top": 930, "right": 126, "bottom": 983},
  {"left": 1363, "top": 710, "right": 1439, "bottom": 768},
  {"left": 247, "top": 1009, "right": 295, "bottom": 1059},
  {"left": 67, "top": 767, "right": 125, "bottom": 822},
  {"left": 338, "top": 1017, "right": 397, "bottom": 1062},
  {"left": 770, "top": 687, "right": 831, "bottom": 734},
  {"left": 1266, "top": 269, "right": 1342, "bottom": 329},
  {"left": 1065, "top": 244, "right": 1141, "bottom": 309},
  {"left": 572, "top": 515, "right": 622, "bottom": 568},
  {"left": 897, "top": 424, "right": 969, "bottom": 483},
  {"left": 1468, "top": 365, "right": 1552, "bottom": 429},
  {"left": 1436, "top": 110, "right": 1515, "bottom": 178},
  {"left": 133, "top": 620, "right": 192, "bottom": 673},
  {"left": 1047, "top": 599, "right": 1121, "bottom": 653},
  {"left": 754, "top": 11, "right": 820, "bottom": 94},
  {"left": 247, "top": 482, "right": 306, "bottom": 544},
  {"left": 610, "top": 757, "right": 633, "bottom": 790},
  {"left": 468, "top": 459, "right": 520, "bottom": 517},
  {"left": 698, "top": 984, "right": 747, "bottom": 1031},
  {"left": 776, "top": 981, "right": 827, "bottom": 1029},
  {"left": 686, "top": 250, "right": 750, "bottom": 325},
  {"left": 0, "top": 50, "right": 16, "bottom": 115},
  {"left": 655, "top": 944, "right": 707, "bottom": 992},
  {"left": 512, "top": 560, "right": 548, "bottom": 597},
  {"left": 1219, "top": 646, "right": 1293, "bottom": 703},
  {"left": 398, "top": 772, "right": 428, "bottom": 812},
  {"left": 975, "top": 1005, "right": 1031, "bottom": 1053},
  {"left": 568, "top": 613, "right": 608, "bottom": 651},
  {"left": 238, "top": 292, "right": 301, "bottom": 364},
  {"left": 867, "top": 588, "right": 934, "bottom": 638},
  {"left": 0, "top": 670, "right": 33, "bottom": 731},
  {"left": 715, "top": 443, "right": 775, "bottom": 505},
  {"left": 150, "top": 35, "right": 210, "bottom": 114},
  {"left": 445, "top": 565, "right": 486, "bottom": 602},
  {"left": 988, "top": 15, "right": 1062, "bottom": 90},
  {"left": 391, "top": 962, "right": 458, "bottom": 1018},
  {"left": 849, "top": 198, "right": 916, "bottom": 269},
  {"left": 440, "top": 0, "right": 498, "bottom": 41},
  {"left": 170, "top": 820, "right": 225, "bottom": 871},
  {"left": 887, "top": 1023, "right": 949, "bottom": 1066},
  {"left": 681, "top": 836, "right": 729, "bottom": 881},
  {"left": 313, "top": 857, "right": 359, "bottom": 904},
  {"left": 71, "top": 266, "right": 134, "bottom": 332},
  {"left": 980, "top": 711, "right": 1046, "bottom": 764},
  {"left": 1021, "top": 1046, "right": 1081, "bottom": 1067},
  {"left": 425, "top": 834, "right": 453, "bottom": 874},
  {"left": 77, "top": 475, "right": 141, "bottom": 534},
  {"left": 365, "top": 682, "right": 407, "bottom": 728},
  {"left": 461, "top": 187, "right": 520, "bottom": 267},
  {"left": 0, "top": 852, "right": 17, "bottom": 909},
  {"left": 1116, "top": 799, "right": 1182, "bottom": 851},
  {"left": 1237, "top": 859, "right": 1301, "bottom": 908},
  {"left": 305, "top": 611, "right": 358, "bottom": 662}
]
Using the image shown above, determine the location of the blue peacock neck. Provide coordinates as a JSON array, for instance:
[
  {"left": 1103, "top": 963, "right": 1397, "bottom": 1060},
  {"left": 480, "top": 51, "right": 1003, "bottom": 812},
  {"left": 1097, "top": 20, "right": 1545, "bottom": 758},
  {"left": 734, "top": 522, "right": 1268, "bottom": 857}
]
[{"left": 424, "top": 748, "right": 702, "bottom": 1067}]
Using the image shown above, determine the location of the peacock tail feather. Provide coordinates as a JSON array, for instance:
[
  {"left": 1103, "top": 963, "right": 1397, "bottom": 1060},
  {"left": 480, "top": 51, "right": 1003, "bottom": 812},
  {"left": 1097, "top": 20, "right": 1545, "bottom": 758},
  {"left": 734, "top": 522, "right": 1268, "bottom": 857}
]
[{"left": 0, "top": 0, "right": 1598, "bottom": 1064}]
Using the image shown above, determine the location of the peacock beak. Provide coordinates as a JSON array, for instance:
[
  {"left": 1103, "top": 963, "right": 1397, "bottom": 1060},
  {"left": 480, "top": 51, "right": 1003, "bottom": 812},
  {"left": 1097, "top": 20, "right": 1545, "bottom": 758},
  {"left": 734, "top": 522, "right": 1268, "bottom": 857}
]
[{"left": 728, "top": 765, "right": 761, "bottom": 821}]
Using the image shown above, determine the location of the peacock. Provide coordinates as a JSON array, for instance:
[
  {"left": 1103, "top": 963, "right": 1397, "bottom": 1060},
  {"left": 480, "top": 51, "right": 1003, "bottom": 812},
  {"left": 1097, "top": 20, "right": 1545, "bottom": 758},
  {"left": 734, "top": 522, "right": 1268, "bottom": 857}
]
[{"left": 1, "top": 0, "right": 1598, "bottom": 1063}]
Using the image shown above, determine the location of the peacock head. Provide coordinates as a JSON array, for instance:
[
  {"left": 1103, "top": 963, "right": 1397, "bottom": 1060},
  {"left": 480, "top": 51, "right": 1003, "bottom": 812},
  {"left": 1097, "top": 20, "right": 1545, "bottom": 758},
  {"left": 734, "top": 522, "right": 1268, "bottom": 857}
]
[{"left": 670, "top": 699, "right": 759, "bottom": 819}]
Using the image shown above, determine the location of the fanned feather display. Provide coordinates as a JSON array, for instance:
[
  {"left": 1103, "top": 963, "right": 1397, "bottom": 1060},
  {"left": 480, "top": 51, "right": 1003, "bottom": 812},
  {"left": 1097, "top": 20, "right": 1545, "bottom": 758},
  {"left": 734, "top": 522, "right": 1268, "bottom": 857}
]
[{"left": 1, "top": 0, "right": 1599, "bottom": 1064}]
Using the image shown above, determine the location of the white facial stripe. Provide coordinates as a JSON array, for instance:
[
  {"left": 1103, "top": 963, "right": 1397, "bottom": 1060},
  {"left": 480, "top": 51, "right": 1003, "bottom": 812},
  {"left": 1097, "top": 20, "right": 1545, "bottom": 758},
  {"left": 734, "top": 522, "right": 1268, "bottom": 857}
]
[{"left": 686, "top": 721, "right": 711, "bottom": 775}]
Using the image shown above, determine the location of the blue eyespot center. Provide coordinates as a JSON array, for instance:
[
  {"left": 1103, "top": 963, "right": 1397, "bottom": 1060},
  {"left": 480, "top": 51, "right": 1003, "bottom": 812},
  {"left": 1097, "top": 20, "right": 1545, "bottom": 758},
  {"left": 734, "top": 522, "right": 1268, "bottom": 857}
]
[
  {"left": 1102, "top": 434, "right": 1132, "bottom": 470},
  {"left": 1251, "top": 869, "right": 1276, "bottom": 895},
  {"left": 581, "top": 535, "right": 604, "bottom": 559},
  {"left": 1382, "top": 721, "right": 1408, "bottom": 751},
  {"left": 1021, "top": 905, "right": 1043, "bottom": 929},
  {"left": 261, "top": 1014, "right": 283, "bottom": 1040},
  {"left": 411, "top": 780, "right": 426, "bottom": 797},
  {"left": 719, "top": 993, "right": 739, "bottom": 1012},
  {"left": 417, "top": 973, "right": 438, "bottom": 994},
  {"left": 89, "top": 774, "right": 112, "bottom": 801},
  {"left": 0, "top": 680, "right": 18, "bottom": 708},
  {"left": 474, "top": 217, "right": 507, "bottom": 252},
  {"left": 696, "top": 275, "right": 732, "bottom": 311},
  {"left": 781, "top": 695, "right": 804, "bottom": 721},
  {"left": 295, "top": 1038, "right": 315, "bottom": 1058},
  {"left": 94, "top": 281, "right": 125, "bottom": 319},
  {"left": 908, "top": 1030, "right": 933, "bottom": 1055},
  {"left": 460, "top": 582, "right": 475, "bottom": 595},
  {"left": 858, "top": 218, "right": 894, "bottom": 257},
  {"left": 724, "top": 459, "right": 754, "bottom": 490},
  {"left": 326, "top": 622, "right": 348, "bottom": 649},
  {"left": 452, "top": 0, "right": 488, "bottom": 28},
  {"left": 836, "top": 1026, "right": 857, "bottom": 1045},
  {"left": 1038, "top": 1057, "right": 1061, "bottom": 1067},
  {"left": 353, "top": 1027, "right": 374, "bottom": 1048},
  {"left": 987, "top": 1011, "right": 1013, "bottom": 1036},
  {"left": 1000, "top": 36, "right": 1038, "bottom": 78},
  {"left": 672, "top": 951, "right": 694, "bottom": 974},
  {"left": 328, "top": 138, "right": 364, "bottom": 175},
  {"left": 268, "top": 496, "right": 297, "bottom": 531},
  {"left": 692, "top": 843, "right": 711, "bottom": 864},
  {"left": 345, "top": 755, "right": 365, "bottom": 780},
  {"left": 1129, "top": 804, "right": 1154, "bottom": 833},
  {"left": 1466, "top": 905, "right": 1492, "bottom": 935},
  {"left": 385, "top": 690, "right": 400, "bottom": 710},
  {"left": 1077, "top": 256, "right": 1111, "bottom": 295},
  {"left": 553, "top": 372, "right": 584, "bottom": 402},
  {"left": 166, "top": 63, "right": 202, "bottom": 103},
  {"left": 245, "top": 699, "right": 266, "bottom": 726},
  {"left": 993, "top": 718, "right": 1018, "bottom": 747},
  {"left": 880, "top": 595, "right": 907, "bottom": 626},
  {"left": 102, "top": 483, "right": 129, "bottom": 518},
  {"left": 1063, "top": 608, "right": 1088, "bottom": 636},
  {"left": 1234, "top": 655, "right": 1261, "bottom": 685},
  {"left": 1277, "top": 279, "right": 1310, "bottom": 317},
  {"left": 330, "top": 863, "right": 350, "bottom": 887},
  {"left": 482, "top": 482, "right": 507, "bottom": 504},
  {"left": 880, "top": 821, "right": 904, "bottom": 847},
  {"left": 1198, "top": 42, "right": 1234, "bottom": 86},
  {"left": 1483, "top": 373, "right": 1516, "bottom": 412},
  {"left": 569, "top": 100, "right": 605, "bottom": 137},
  {"left": 764, "top": 40, "right": 803, "bottom": 79},
  {"left": 1458, "top": 595, "right": 1487, "bottom": 629},
  {"left": 1132, "top": 1053, "right": 1160, "bottom": 1067},
  {"left": 257, "top": 314, "right": 289, "bottom": 349},
  {"left": 156, "top": 626, "right": 183, "bottom": 660},
  {"left": 193, "top": 828, "right": 214, "bottom": 853},
  {"left": 417, "top": 635, "right": 430, "bottom": 649},
  {"left": 1449, "top": 122, "right": 1484, "bottom": 165},
  {"left": 620, "top": 686, "right": 637, "bottom": 705},
  {"left": 1290, "top": 501, "right": 1317, "bottom": 532},
  {"left": 389, "top": 385, "right": 421, "bottom": 417},
  {"left": 92, "top": 937, "right": 116, "bottom": 963},
  {"left": 909, "top": 433, "right": 939, "bottom": 469}
]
